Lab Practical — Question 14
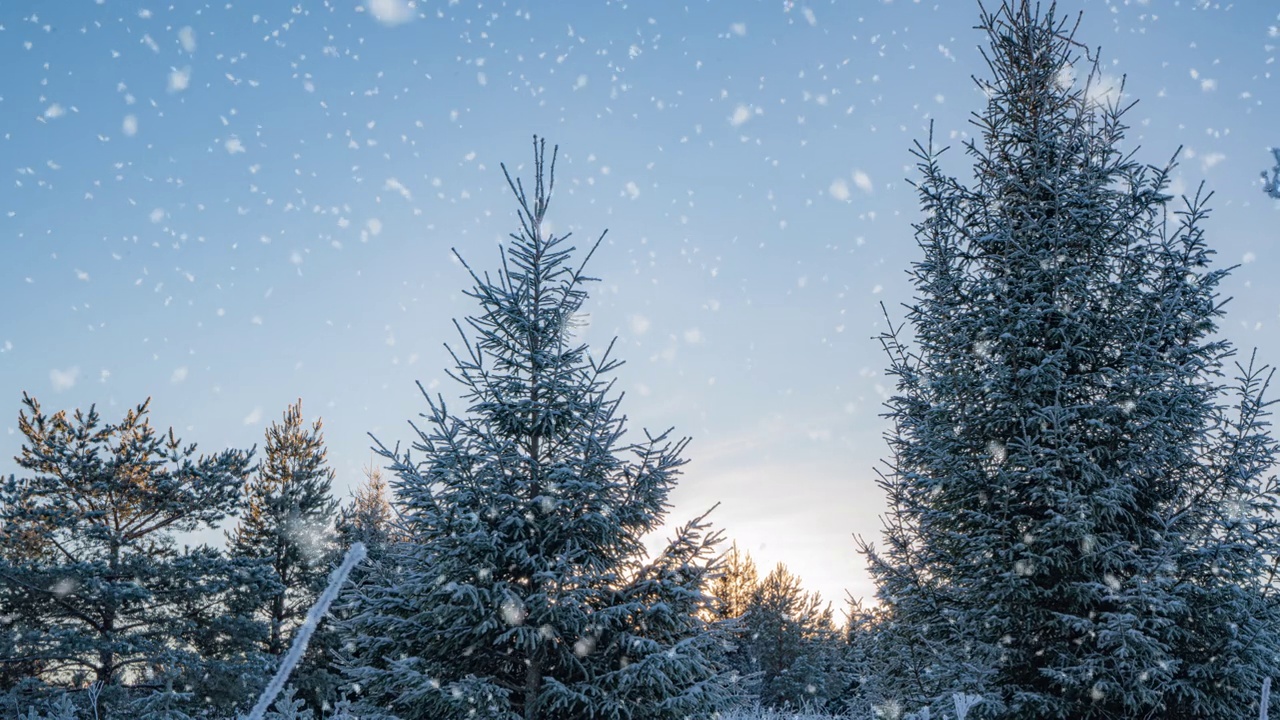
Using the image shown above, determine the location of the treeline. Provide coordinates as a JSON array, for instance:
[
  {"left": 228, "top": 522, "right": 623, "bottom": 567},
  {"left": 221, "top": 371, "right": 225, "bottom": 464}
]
[
  {"left": 0, "top": 140, "right": 856, "bottom": 720},
  {"left": 7, "top": 2, "right": 1280, "bottom": 719},
  {"left": 0, "top": 394, "right": 395, "bottom": 718},
  {"left": 0, "top": 392, "right": 854, "bottom": 719}
]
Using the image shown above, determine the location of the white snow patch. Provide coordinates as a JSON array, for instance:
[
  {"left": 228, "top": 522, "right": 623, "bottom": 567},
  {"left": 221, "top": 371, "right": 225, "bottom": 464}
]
[
  {"left": 683, "top": 328, "right": 703, "bottom": 344},
  {"left": 51, "top": 578, "right": 78, "bottom": 597},
  {"left": 829, "top": 179, "right": 850, "bottom": 201},
  {"left": 225, "top": 137, "right": 246, "bottom": 154},
  {"left": 168, "top": 66, "right": 191, "bottom": 92},
  {"left": 630, "top": 314, "right": 651, "bottom": 336},
  {"left": 178, "top": 26, "right": 196, "bottom": 53},
  {"left": 729, "top": 104, "right": 752, "bottom": 127},
  {"left": 122, "top": 115, "right": 138, "bottom": 136},
  {"left": 730, "top": 22, "right": 747, "bottom": 36},
  {"left": 171, "top": 366, "right": 188, "bottom": 384},
  {"left": 624, "top": 181, "right": 640, "bottom": 199},
  {"left": 500, "top": 598, "right": 527, "bottom": 626},
  {"left": 852, "top": 170, "right": 873, "bottom": 194},
  {"left": 44, "top": 103, "right": 64, "bottom": 119},
  {"left": 243, "top": 407, "right": 263, "bottom": 425},
  {"left": 384, "top": 177, "right": 413, "bottom": 201}
]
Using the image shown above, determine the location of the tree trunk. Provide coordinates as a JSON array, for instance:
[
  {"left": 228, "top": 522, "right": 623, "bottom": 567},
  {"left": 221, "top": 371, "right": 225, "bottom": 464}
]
[{"left": 524, "top": 654, "right": 542, "bottom": 720}]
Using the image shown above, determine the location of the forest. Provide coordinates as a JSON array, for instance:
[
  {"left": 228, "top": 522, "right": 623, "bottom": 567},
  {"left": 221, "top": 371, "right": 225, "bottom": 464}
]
[{"left": 3, "top": 1, "right": 1280, "bottom": 719}]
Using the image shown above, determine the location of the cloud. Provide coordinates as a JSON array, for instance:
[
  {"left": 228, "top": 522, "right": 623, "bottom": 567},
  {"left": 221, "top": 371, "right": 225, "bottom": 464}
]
[
  {"left": 367, "top": 0, "right": 414, "bottom": 26},
  {"left": 683, "top": 328, "right": 703, "bottom": 344},
  {"left": 50, "top": 367, "right": 79, "bottom": 392}
]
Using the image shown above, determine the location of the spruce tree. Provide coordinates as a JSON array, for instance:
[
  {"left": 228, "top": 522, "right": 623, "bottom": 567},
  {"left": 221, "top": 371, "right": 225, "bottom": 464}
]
[
  {"left": 858, "top": 2, "right": 1280, "bottom": 718},
  {"left": 229, "top": 399, "right": 340, "bottom": 712},
  {"left": 0, "top": 395, "right": 266, "bottom": 718},
  {"left": 340, "top": 137, "right": 739, "bottom": 720}
]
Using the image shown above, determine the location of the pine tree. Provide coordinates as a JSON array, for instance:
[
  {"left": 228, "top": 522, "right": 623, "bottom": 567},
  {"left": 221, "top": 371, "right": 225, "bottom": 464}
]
[
  {"left": 229, "top": 399, "right": 340, "bottom": 712},
  {"left": 335, "top": 463, "right": 395, "bottom": 564},
  {"left": 858, "top": 2, "right": 1280, "bottom": 718},
  {"left": 708, "top": 542, "right": 758, "bottom": 621},
  {"left": 740, "top": 564, "right": 845, "bottom": 712},
  {"left": 705, "top": 542, "right": 758, "bottom": 691},
  {"left": 0, "top": 394, "right": 267, "bottom": 718},
  {"left": 340, "top": 137, "right": 740, "bottom": 720}
]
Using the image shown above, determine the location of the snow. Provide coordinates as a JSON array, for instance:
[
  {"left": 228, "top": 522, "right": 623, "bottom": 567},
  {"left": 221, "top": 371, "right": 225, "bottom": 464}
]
[{"left": 245, "top": 541, "right": 366, "bottom": 720}]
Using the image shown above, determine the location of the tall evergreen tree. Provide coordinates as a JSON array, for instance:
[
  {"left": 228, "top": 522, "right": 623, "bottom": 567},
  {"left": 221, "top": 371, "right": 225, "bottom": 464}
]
[
  {"left": 340, "top": 138, "right": 740, "bottom": 720},
  {"left": 229, "top": 399, "right": 340, "bottom": 712},
  {"left": 705, "top": 542, "right": 759, "bottom": 691},
  {"left": 335, "top": 463, "right": 395, "bottom": 564},
  {"left": 0, "top": 395, "right": 267, "bottom": 718},
  {"left": 230, "top": 399, "right": 339, "bottom": 657},
  {"left": 858, "top": 2, "right": 1280, "bottom": 718},
  {"left": 740, "top": 564, "right": 845, "bottom": 712},
  {"left": 707, "top": 542, "right": 758, "bottom": 622}
]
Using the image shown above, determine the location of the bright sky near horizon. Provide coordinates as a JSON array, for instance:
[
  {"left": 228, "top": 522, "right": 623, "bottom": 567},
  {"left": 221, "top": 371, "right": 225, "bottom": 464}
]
[{"left": 1, "top": 0, "right": 1276, "bottom": 612}]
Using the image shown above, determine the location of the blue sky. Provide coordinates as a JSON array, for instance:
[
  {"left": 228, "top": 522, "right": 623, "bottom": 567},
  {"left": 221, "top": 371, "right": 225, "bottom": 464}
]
[{"left": 1, "top": 0, "right": 1276, "bottom": 609}]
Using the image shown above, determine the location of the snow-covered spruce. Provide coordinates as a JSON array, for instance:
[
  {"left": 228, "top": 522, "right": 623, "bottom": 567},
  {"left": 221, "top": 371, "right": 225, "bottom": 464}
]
[
  {"left": 338, "top": 137, "right": 741, "bottom": 720},
  {"left": 857, "top": 2, "right": 1280, "bottom": 718}
]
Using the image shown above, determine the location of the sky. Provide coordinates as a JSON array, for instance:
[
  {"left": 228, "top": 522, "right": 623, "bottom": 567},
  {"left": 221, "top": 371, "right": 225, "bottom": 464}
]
[{"left": 0, "top": 0, "right": 1277, "bottom": 611}]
